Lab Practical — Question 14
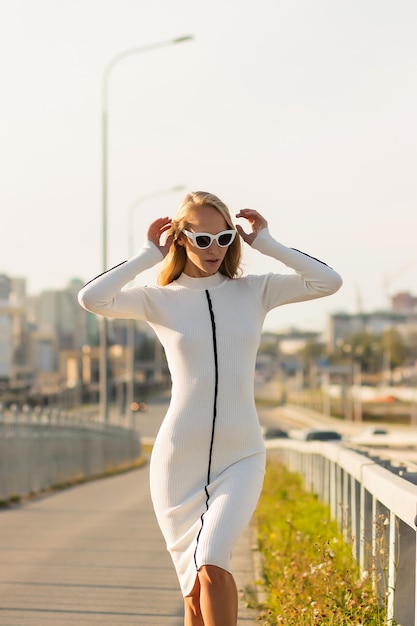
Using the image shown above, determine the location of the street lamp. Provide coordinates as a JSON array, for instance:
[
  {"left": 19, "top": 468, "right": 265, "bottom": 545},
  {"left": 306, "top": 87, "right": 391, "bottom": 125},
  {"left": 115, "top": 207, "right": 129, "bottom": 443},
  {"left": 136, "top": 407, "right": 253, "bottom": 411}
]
[
  {"left": 100, "top": 36, "right": 193, "bottom": 422},
  {"left": 126, "top": 184, "right": 186, "bottom": 421}
]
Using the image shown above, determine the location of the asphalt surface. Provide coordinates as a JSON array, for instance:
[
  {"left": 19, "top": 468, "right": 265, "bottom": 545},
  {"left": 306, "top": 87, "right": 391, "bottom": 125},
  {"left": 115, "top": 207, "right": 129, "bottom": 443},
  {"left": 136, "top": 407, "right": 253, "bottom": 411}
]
[{"left": 0, "top": 461, "right": 260, "bottom": 625}]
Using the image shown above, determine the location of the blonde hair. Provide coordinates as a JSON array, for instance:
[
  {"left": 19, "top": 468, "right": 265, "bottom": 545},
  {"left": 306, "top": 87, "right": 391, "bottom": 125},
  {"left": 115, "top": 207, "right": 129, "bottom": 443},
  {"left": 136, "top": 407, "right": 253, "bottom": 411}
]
[{"left": 158, "top": 191, "right": 242, "bottom": 286}]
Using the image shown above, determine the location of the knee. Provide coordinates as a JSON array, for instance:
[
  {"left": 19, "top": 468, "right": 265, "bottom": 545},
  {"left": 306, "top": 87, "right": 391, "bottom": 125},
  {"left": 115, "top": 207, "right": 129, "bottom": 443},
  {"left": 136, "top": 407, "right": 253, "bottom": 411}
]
[
  {"left": 184, "top": 575, "right": 201, "bottom": 608},
  {"left": 198, "top": 564, "right": 231, "bottom": 588},
  {"left": 184, "top": 593, "right": 201, "bottom": 615}
]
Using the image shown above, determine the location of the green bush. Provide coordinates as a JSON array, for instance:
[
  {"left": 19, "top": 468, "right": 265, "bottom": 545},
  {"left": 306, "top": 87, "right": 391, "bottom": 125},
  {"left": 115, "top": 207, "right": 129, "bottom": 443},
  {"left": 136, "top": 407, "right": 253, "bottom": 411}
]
[{"left": 255, "top": 461, "right": 390, "bottom": 625}]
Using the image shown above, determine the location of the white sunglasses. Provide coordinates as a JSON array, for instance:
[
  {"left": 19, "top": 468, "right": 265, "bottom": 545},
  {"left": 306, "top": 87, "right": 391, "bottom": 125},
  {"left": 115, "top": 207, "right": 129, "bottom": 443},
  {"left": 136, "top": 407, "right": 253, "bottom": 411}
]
[{"left": 182, "top": 229, "right": 236, "bottom": 249}]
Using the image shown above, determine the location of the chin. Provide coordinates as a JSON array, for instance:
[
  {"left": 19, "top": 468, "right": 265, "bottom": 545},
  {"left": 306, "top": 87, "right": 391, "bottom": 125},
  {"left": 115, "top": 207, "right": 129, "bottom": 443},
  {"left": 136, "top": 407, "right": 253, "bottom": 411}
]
[{"left": 204, "top": 262, "right": 220, "bottom": 273}]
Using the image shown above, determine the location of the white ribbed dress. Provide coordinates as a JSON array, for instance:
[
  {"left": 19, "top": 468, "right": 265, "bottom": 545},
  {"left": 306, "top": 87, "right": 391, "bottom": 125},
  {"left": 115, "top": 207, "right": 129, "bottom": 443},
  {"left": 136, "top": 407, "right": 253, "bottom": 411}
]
[{"left": 78, "top": 229, "right": 342, "bottom": 596}]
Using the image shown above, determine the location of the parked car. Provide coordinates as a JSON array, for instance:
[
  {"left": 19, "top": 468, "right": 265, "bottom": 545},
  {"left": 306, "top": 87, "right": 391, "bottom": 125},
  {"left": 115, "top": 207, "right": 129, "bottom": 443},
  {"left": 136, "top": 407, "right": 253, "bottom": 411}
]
[
  {"left": 362, "top": 426, "right": 388, "bottom": 436},
  {"left": 350, "top": 426, "right": 389, "bottom": 443},
  {"left": 303, "top": 429, "right": 342, "bottom": 442},
  {"left": 262, "top": 427, "right": 289, "bottom": 440}
]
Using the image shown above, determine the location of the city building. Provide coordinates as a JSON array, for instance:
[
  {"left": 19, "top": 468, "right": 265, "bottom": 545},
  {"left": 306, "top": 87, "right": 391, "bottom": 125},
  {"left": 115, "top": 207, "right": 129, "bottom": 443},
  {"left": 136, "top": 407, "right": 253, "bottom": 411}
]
[
  {"left": 329, "top": 309, "right": 417, "bottom": 351},
  {"left": 392, "top": 291, "right": 417, "bottom": 313},
  {"left": 0, "top": 274, "right": 30, "bottom": 383}
]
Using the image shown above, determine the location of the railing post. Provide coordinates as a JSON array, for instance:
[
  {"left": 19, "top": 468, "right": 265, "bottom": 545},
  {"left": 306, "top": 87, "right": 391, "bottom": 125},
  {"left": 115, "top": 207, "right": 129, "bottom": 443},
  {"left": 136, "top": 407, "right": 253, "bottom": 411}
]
[
  {"left": 415, "top": 511, "right": 417, "bottom": 626},
  {"left": 359, "top": 484, "right": 366, "bottom": 573},
  {"left": 342, "top": 469, "right": 349, "bottom": 542},
  {"left": 350, "top": 475, "right": 358, "bottom": 560},
  {"left": 22, "top": 404, "right": 32, "bottom": 422},
  {"left": 11, "top": 403, "right": 19, "bottom": 422},
  {"left": 387, "top": 510, "right": 396, "bottom": 623},
  {"left": 371, "top": 495, "right": 378, "bottom": 595}
]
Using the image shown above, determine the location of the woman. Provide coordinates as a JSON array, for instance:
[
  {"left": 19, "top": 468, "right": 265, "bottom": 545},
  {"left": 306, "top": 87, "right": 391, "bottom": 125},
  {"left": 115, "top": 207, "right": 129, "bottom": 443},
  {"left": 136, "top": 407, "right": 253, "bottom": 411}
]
[{"left": 78, "top": 191, "right": 342, "bottom": 626}]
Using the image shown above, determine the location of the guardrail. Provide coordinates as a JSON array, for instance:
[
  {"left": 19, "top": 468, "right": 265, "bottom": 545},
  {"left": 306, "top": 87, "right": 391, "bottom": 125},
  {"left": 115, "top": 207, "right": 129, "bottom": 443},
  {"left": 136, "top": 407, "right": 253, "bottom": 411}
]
[
  {"left": 0, "top": 404, "right": 141, "bottom": 503},
  {"left": 266, "top": 439, "right": 417, "bottom": 626}
]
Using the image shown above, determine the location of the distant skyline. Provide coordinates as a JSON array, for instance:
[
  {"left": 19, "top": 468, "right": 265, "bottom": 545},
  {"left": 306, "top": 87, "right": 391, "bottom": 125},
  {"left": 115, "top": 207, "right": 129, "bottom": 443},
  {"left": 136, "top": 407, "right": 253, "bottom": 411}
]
[{"left": 1, "top": 0, "right": 416, "bottom": 332}]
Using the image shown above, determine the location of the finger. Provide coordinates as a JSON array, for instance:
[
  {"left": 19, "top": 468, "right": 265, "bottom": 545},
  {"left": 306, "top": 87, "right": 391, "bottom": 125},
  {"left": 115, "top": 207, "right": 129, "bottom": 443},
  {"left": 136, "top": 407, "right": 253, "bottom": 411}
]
[
  {"left": 152, "top": 217, "right": 172, "bottom": 229},
  {"left": 149, "top": 218, "right": 172, "bottom": 234},
  {"left": 235, "top": 224, "right": 247, "bottom": 237},
  {"left": 236, "top": 209, "right": 259, "bottom": 217},
  {"left": 236, "top": 224, "right": 253, "bottom": 242}
]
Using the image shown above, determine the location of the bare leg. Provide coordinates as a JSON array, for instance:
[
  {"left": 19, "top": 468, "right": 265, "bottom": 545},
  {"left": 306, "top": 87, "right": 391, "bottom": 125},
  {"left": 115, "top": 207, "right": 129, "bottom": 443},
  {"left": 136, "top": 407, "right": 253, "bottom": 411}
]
[
  {"left": 198, "top": 565, "right": 238, "bottom": 626},
  {"left": 184, "top": 575, "right": 204, "bottom": 626}
]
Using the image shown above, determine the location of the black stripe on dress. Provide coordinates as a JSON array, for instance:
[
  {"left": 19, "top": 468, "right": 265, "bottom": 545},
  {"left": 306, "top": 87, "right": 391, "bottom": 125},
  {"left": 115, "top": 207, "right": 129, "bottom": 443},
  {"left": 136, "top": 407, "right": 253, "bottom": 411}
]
[
  {"left": 81, "top": 261, "right": 128, "bottom": 288},
  {"left": 290, "top": 248, "right": 333, "bottom": 268},
  {"left": 193, "top": 289, "right": 219, "bottom": 570}
]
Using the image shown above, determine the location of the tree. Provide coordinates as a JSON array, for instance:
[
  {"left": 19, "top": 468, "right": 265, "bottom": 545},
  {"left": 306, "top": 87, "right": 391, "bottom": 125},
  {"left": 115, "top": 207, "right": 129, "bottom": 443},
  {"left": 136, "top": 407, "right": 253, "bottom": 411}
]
[
  {"left": 405, "top": 331, "right": 417, "bottom": 366},
  {"left": 380, "top": 328, "right": 406, "bottom": 369},
  {"left": 301, "top": 339, "right": 326, "bottom": 362},
  {"left": 331, "top": 332, "right": 381, "bottom": 374}
]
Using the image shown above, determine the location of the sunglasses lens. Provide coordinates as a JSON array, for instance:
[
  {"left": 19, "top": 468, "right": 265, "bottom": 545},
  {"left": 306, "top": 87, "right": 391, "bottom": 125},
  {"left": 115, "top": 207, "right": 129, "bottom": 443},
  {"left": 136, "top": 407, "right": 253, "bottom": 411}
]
[
  {"left": 195, "top": 235, "right": 212, "bottom": 248},
  {"left": 218, "top": 233, "right": 233, "bottom": 246}
]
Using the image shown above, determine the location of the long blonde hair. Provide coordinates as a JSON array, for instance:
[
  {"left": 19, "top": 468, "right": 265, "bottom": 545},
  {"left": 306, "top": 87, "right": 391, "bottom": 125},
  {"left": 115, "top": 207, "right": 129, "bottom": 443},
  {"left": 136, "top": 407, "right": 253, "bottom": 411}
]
[{"left": 158, "top": 191, "right": 242, "bottom": 286}]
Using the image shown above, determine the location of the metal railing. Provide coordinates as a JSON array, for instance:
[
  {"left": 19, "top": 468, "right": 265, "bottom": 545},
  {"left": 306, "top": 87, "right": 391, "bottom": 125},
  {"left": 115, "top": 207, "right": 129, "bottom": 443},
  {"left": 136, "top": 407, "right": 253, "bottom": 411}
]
[
  {"left": 266, "top": 439, "right": 417, "bottom": 626},
  {"left": 0, "top": 404, "right": 141, "bottom": 502}
]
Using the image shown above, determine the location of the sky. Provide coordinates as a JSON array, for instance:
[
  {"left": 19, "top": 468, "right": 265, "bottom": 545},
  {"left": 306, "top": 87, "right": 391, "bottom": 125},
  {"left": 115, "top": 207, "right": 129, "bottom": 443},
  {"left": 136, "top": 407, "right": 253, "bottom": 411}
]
[{"left": 0, "top": 0, "right": 416, "bottom": 333}]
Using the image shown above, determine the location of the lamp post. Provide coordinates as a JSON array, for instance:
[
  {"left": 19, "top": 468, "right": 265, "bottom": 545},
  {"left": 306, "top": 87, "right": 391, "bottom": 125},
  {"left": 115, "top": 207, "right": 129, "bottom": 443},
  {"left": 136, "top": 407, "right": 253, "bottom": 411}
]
[
  {"left": 126, "top": 184, "right": 185, "bottom": 422},
  {"left": 100, "top": 36, "right": 193, "bottom": 422}
]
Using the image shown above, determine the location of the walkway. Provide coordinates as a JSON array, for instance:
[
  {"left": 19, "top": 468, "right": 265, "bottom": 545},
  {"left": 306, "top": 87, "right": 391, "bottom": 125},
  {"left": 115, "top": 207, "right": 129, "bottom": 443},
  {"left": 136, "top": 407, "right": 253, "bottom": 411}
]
[{"left": 0, "top": 463, "right": 260, "bottom": 625}]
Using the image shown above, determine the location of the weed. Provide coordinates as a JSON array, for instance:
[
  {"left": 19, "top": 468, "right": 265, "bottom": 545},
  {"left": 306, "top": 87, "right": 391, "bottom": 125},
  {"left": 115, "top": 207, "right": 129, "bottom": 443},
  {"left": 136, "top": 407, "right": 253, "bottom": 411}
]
[{"left": 255, "top": 461, "right": 393, "bottom": 625}]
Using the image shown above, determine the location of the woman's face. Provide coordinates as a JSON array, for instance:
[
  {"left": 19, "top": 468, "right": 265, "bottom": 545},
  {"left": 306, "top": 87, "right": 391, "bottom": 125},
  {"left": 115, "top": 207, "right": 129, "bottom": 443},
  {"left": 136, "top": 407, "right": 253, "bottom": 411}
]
[{"left": 179, "top": 205, "right": 230, "bottom": 278}]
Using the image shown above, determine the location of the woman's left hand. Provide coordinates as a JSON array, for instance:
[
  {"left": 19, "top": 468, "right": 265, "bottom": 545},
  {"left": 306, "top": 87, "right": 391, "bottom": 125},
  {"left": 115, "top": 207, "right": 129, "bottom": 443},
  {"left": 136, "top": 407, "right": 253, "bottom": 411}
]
[{"left": 235, "top": 209, "right": 268, "bottom": 245}]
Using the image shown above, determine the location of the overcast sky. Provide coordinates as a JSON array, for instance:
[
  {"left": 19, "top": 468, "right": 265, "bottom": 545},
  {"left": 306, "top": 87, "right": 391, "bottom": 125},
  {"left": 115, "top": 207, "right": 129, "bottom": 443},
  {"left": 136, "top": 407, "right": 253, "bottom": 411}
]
[{"left": 1, "top": 0, "right": 416, "bottom": 332}]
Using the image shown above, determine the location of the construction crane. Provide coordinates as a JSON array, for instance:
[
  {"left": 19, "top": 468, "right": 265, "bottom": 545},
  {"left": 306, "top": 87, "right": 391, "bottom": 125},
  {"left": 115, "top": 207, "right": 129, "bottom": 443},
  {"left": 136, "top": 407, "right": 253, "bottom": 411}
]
[{"left": 382, "top": 260, "right": 416, "bottom": 307}]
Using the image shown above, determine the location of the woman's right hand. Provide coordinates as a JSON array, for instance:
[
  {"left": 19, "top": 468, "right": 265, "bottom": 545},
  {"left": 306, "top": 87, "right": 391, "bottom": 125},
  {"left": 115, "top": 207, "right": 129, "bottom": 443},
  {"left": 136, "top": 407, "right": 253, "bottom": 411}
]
[{"left": 146, "top": 217, "right": 173, "bottom": 257}]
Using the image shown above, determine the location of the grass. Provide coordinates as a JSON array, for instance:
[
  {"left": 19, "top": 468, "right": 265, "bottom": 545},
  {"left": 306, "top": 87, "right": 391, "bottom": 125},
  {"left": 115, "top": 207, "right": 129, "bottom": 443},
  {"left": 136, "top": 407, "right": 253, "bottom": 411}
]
[{"left": 253, "top": 461, "right": 392, "bottom": 625}]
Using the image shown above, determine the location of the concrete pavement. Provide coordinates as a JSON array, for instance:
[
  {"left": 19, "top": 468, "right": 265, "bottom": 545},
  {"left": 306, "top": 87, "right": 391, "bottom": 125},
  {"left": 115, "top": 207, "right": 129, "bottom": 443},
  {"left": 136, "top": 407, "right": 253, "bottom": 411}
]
[{"left": 0, "top": 462, "right": 260, "bottom": 625}]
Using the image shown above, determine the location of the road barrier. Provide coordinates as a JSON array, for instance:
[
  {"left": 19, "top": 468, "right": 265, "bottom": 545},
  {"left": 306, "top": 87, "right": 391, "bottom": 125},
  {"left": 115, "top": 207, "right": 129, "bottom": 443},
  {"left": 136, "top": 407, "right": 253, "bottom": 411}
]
[
  {"left": 266, "top": 439, "right": 417, "bottom": 626},
  {"left": 0, "top": 404, "right": 141, "bottom": 503}
]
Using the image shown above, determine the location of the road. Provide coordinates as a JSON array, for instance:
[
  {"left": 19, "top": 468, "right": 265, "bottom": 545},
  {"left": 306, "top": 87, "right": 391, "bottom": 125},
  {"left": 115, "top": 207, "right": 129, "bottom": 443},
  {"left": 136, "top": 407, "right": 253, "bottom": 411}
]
[{"left": 253, "top": 382, "right": 417, "bottom": 472}]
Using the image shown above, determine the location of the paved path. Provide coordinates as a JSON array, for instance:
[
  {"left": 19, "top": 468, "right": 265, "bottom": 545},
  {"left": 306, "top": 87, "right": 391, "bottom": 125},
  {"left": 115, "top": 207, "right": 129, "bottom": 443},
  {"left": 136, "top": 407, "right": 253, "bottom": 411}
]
[{"left": 0, "top": 463, "right": 260, "bottom": 625}]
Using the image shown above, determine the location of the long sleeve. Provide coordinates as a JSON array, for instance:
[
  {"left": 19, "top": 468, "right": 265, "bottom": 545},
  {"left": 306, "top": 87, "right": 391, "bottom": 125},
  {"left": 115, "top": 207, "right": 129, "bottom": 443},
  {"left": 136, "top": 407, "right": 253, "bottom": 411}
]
[
  {"left": 250, "top": 228, "right": 342, "bottom": 312},
  {"left": 77, "top": 241, "right": 163, "bottom": 320}
]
